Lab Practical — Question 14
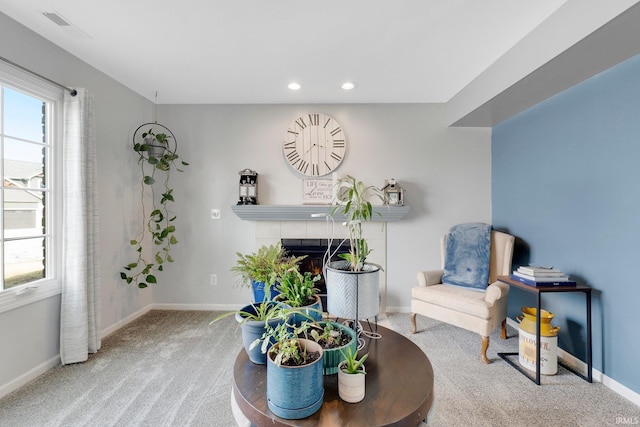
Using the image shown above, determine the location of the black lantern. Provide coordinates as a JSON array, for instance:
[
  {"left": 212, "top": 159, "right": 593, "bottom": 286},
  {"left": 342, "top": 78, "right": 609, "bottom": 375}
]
[
  {"left": 382, "top": 178, "right": 404, "bottom": 206},
  {"left": 238, "top": 169, "right": 258, "bottom": 205}
]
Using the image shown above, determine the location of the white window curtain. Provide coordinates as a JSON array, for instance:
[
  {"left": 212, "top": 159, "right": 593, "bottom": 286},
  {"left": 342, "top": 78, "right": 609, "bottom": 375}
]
[{"left": 60, "top": 88, "right": 101, "bottom": 364}]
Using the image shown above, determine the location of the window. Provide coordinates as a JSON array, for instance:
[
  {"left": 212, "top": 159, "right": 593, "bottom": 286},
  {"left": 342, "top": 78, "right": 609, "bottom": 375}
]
[{"left": 0, "top": 62, "right": 62, "bottom": 309}]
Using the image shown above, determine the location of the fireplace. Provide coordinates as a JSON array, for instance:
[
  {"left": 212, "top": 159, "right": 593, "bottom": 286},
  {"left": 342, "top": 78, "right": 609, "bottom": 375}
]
[{"left": 281, "top": 238, "right": 348, "bottom": 309}]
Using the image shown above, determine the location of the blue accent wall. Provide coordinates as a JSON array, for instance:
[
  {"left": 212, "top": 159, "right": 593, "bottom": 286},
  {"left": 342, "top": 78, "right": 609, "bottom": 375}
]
[{"left": 493, "top": 54, "right": 640, "bottom": 394}]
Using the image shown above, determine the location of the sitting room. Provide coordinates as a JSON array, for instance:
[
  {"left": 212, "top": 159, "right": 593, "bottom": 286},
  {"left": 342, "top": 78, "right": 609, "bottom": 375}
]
[{"left": 0, "top": 1, "right": 639, "bottom": 426}]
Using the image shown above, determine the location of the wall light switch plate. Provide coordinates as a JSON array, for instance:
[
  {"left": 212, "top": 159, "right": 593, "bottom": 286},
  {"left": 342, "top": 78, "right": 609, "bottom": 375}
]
[{"left": 211, "top": 209, "right": 221, "bottom": 220}]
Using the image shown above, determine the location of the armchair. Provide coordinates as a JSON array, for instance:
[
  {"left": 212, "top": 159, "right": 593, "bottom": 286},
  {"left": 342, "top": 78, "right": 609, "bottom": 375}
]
[{"left": 410, "top": 228, "right": 515, "bottom": 363}]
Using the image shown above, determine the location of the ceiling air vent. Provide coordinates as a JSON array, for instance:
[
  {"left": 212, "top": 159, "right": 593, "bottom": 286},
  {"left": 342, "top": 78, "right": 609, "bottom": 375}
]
[{"left": 42, "top": 12, "right": 71, "bottom": 26}]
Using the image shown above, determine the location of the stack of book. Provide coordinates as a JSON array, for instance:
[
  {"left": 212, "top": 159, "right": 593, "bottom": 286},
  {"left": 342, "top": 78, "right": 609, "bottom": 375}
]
[{"left": 510, "top": 266, "right": 577, "bottom": 286}]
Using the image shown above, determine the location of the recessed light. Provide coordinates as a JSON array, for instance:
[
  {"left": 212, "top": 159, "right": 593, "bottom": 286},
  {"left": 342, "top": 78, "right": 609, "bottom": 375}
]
[
  {"left": 341, "top": 82, "right": 355, "bottom": 90},
  {"left": 288, "top": 82, "right": 301, "bottom": 90}
]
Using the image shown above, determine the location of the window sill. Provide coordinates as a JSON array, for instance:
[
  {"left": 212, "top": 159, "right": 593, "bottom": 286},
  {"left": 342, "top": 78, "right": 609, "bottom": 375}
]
[{"left": 0, "top": 280, "right": 61, "bottom": 315}]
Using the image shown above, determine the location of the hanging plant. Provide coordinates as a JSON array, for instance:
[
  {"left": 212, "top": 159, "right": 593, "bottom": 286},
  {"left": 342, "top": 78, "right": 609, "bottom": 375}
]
[{"left": 120, "top": 123, "right": 189, "bottom": 288}]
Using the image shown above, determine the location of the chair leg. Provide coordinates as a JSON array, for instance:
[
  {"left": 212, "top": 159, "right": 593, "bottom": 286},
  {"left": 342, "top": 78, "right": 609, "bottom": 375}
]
[
  {"left": 410, "top": 313, "right": 417, "bottom": 334},
  {"left": 501, "top": 319, "right": 507, "bottom": 340},
  {"left": 481, "top": 336, "right": 490, "bottom": 364}
]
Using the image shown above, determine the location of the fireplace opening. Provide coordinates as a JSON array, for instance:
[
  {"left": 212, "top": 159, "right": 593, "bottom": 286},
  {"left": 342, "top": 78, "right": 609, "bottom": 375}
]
[{"left": 281, "top": 238, "right": 348, "bottom": 310}]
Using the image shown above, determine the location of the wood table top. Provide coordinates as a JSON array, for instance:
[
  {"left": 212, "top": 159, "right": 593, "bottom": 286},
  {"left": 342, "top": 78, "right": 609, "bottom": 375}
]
[{"left": 233, "top": 324, "right": 434, "bottom": 427}]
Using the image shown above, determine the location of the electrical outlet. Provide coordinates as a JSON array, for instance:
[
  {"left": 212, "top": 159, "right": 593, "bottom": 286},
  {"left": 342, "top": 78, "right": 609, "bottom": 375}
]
[
  {"left": 211, "top": 209, "right": 221, "bottom": 220},
  {"left": 210, "top": 274, "right": 217, "bottom": 286}
]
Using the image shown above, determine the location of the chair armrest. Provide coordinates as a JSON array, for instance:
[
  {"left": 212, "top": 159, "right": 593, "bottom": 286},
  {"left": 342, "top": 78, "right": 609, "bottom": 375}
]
[
  {"left": 485, "top": 281, "right": 510, "bottom": 304},
  {"left": 417, "top": 270, "right": 444, "bottom": 287}
]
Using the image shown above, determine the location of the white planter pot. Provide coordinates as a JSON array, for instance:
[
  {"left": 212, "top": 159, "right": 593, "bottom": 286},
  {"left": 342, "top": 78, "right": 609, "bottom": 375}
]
[
  {"left": 144, "top": 137, "right": 166, "bottom": 158},
  {"left": 338, "top": 361, "right": 366, "bottom": 403},
  {"left": 326, "top": 260, "right": 380, "bottom": 320}
]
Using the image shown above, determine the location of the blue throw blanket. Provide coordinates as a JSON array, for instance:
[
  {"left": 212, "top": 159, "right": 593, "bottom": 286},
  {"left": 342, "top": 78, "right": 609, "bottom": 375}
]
[{"left": 442, "top": 223, "right": 491, "bottom": 291}]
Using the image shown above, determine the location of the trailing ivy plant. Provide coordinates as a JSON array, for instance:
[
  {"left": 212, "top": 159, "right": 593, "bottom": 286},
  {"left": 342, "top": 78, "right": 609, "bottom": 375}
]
[{"left": 120, "top": 128, "right": 188, "bottom": 288}]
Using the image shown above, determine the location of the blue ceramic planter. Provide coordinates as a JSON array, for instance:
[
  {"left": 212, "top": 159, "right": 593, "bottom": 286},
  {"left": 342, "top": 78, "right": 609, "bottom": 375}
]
[
  {"left": 251, "top": 280, "right": 280, "bottom": 302},
  {"left": 275, "top": 294, "right": 323, "bottom": 326},
  {"left": 236, "top": 302, "right": 285, "bottom": 364},
  {"left": 267, "top": 339, "right": 324, "bottom": 419},
  {"left": 292, "top": 295, "right": 324, "bottom": 326}
]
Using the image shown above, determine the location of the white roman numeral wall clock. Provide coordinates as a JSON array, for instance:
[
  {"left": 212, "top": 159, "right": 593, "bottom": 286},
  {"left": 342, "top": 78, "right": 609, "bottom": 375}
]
[{"left": 283, "top": 113, "right": 347, "bottom": 177}]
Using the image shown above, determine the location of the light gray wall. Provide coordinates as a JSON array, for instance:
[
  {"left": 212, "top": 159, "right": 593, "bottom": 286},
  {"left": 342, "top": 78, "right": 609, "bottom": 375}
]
[
  {"left": 0, "top": 13, "right": 152, "bottom": 391},
  {"left": 153, "top": 104, "right": 492, "bottom": 309}
]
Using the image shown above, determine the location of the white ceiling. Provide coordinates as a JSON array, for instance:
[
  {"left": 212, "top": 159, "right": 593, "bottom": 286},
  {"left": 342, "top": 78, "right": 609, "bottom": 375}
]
[{"left": 0, "top": 1, "right": 637, "bottom": 106}]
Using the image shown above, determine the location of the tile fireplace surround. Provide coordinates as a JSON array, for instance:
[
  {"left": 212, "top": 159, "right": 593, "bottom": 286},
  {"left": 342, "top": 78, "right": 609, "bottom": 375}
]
[{"left": 233, "top": 204, "right": 410, "bottom": 317}]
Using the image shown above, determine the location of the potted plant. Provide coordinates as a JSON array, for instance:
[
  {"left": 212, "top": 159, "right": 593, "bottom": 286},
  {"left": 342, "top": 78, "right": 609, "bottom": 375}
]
[
  {"left": 142, "top": 128, "right": 171, "bottom": 159},
  {"left": 210, "top": 301, "right": 290, "bottom": 364},
  {"left": 326, "top": 175, "right": 384, "bottom": 321},
  {"left": 337, "top": 346, "right": 368, "bottom": 403},
  {"left": 266, "top": 336, "right": 324, "bottom": 419},
  {"left": 231, "top": 242, "right": 306, "bottom": 302},
  {"left": 121, "top": 125, "right": 188, "bottom": 289},
  {"left": 275, "top": 268, "right": 323, "bottom": 324},
  {"left": 307, "top": 321, "right": 357, "bottom": 375}
]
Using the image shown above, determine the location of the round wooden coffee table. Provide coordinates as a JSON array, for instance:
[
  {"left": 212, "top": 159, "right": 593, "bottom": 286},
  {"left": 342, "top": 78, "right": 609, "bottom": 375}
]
[{"left": 232, "top": 324, "right": 434, "bottom": 427}]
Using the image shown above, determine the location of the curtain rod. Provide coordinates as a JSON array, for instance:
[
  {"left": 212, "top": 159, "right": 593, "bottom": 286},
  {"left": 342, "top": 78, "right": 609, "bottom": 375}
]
[{"left": 0, "top": 55, "right": 77, "bottom": 96}]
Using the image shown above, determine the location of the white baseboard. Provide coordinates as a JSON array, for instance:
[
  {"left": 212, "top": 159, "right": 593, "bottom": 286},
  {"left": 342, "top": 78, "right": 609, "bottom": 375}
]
[
  {"left": 599, "top": 371, "right": 640, "bottom": 407},
  {"left": 0, "top": 355, "right": 59, "bottom": 399},
  {"left": 505, "top": 317, "right": 640, "bottom": 406},
  {"left": 386, "top": 305, "right": 412, "bottom": 313},
  {"left": 100, "top": 305, "right": 153, "bottom": 338},
  {"left": 151, "top": 303, "right": 244, "bottom": 311}
]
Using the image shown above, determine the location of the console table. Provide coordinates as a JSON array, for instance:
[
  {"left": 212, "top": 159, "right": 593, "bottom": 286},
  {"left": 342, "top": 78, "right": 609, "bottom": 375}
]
[
  {"left": 497, "top": 276, "right": 592, "bottom": 385},
  {"left": 232, "top": 324, "right": 434, "bottom": 426}
]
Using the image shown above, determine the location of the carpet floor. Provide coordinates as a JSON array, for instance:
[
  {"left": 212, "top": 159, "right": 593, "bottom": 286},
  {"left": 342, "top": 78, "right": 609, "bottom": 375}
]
[{"left": 0, "top": 310, "right": 638, "bottom": 426}]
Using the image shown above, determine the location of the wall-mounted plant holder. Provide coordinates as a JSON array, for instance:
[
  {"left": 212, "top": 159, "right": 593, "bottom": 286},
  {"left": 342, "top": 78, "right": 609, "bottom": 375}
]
[
  {"left": 121, "top": 121, "right": 188, "bottom": 289},
  {"left": 132, "top": 122, "right": 177, "bottom": 161}
]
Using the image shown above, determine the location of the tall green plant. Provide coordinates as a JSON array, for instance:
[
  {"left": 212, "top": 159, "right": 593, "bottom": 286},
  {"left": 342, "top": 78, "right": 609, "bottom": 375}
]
[
  {"left": 231, "top": 243, "right": 306, "bottom": 295},
  {"left": 120, "top": 128, "right": 188, "bottom": 288},
  {"left": 331, "top": 175, "right": 384, "bottom": 271}
]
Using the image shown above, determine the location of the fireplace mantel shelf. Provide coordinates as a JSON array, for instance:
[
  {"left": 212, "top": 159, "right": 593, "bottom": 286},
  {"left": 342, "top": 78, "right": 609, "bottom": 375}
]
[{"left": 231, "top": 204, "right": 410, "bottom": 222}]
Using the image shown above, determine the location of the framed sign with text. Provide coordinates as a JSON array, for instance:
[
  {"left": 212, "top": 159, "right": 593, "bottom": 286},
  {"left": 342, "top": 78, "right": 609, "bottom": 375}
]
[{"left": 302, "top": 179, "right": 334, "bottom": 205}]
